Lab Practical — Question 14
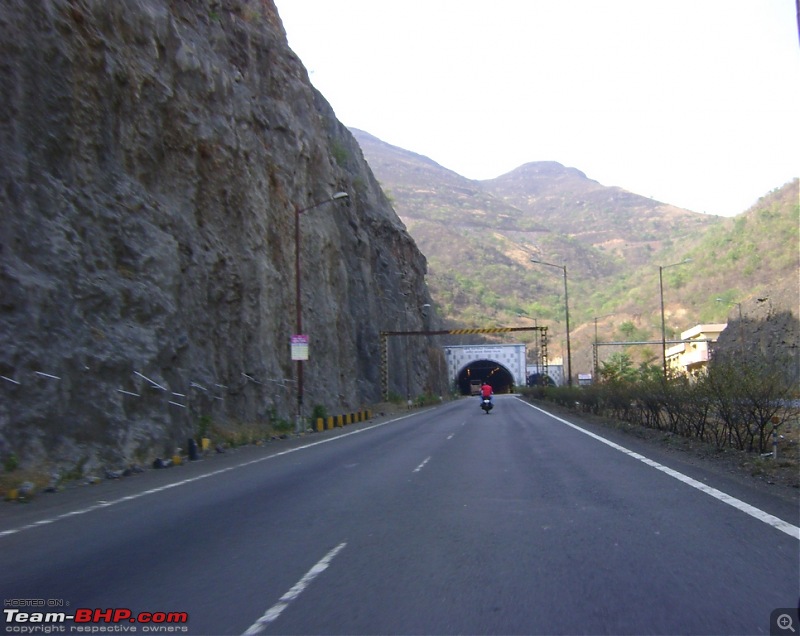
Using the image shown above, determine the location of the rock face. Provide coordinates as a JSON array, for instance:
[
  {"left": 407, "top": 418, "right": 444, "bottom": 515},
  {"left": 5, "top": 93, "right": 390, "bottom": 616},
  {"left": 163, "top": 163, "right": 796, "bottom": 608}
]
[{"left": 0, "top": 0, "right": 440, "bottom": 472}]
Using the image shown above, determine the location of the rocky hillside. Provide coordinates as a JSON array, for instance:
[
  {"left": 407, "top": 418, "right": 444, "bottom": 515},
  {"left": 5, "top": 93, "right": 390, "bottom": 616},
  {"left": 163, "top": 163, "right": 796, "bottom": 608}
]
[
  {"left": 351, "top": 128, "right": 798, "bottom": 375},
  {"left": 481, "top": 162, "right": 717, "bottom": 267},
  {"left": 0, "top": 0, "right": 440, "bottom": 474}
]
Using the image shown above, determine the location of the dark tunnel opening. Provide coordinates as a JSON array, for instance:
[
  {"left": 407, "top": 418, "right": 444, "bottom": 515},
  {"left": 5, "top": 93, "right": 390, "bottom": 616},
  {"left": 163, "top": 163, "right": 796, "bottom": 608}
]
[{"left": 457, "top": 360, "right": 514, "bottom": 395}]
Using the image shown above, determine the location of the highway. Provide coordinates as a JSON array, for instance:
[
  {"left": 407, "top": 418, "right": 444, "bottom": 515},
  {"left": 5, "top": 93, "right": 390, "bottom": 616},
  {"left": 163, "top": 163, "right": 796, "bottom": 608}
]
[{"left": 1, "top": 396, "right": 798, "bottom": 635}]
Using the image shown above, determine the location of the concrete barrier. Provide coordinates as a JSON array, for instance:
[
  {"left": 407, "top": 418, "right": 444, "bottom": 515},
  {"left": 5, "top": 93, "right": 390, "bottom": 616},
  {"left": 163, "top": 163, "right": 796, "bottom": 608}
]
[{"left": 314, "top": 410, "right": 373, "bottom": 432}]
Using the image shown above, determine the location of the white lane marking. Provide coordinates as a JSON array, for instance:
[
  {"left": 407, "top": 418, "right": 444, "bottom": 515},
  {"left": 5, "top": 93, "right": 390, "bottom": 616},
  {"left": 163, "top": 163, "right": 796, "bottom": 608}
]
[
  {"left": 519, "top": 399, "right": 800, "bottom": 540},
  {"left": 447, "top": 433, "right": 455, "bottom": 440},
  {"left": 0, "top": 413, "right": 422, "bottom": 540},
  {"left": 413, "top": 456, "right": 432, "bottom": 473},
  {"left": 242, "top": 542, "right": 347, "bottom": 635}
]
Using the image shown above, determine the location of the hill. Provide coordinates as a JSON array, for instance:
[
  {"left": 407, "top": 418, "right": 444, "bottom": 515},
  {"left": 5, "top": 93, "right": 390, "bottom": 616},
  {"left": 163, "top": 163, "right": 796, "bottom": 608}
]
[
  {"left": 482, "top": 161, "right": 716, "bottom": 267},
  {"left": 351, "top": 128, "right": 799, "bottom": 373}
]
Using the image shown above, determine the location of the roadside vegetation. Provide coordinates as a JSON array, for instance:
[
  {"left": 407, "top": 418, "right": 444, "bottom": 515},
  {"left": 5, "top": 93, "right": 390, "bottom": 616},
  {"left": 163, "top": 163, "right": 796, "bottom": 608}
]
[{"left": 520, "top": 351, "right": 799, "bottom": 462}]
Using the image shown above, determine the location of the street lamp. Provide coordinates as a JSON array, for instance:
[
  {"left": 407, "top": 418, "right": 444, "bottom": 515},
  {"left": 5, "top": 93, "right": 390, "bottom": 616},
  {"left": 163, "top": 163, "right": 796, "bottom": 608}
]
[
  {"left": 531, "top": 259, "right": 571, "bottom": 387},
  {"left": 517, "top": 312, "right": 542, "bottom": 381},
  {"left": 659, "top": 258, "right": 692, "bottom": 379},
  {"left": 405, "top": 302, "right": 431, "bottom": 408},
  {"left": 294, "top": 191, "right": 348, "bottom": 432},
  {"left": 716, "top": 297, "right": 744, "bottom": 355},
  {"left": 716, "top": 297, "right": 742, "bottom": 323},
  {"left": 593, "top": 314, "right": 614, "bottom": 379}
]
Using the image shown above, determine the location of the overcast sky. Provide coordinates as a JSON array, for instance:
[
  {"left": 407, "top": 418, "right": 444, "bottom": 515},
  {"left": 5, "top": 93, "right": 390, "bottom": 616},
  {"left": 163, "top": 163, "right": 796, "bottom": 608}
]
[{"left": 274, "top": 0, "right": 799, "bottom": 217}]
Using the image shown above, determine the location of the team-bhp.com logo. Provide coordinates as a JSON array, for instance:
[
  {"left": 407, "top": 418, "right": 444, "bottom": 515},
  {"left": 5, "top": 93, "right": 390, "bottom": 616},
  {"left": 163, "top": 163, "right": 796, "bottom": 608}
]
[{"left": 4, "top": 608, "right": 189, "bottom": 633}]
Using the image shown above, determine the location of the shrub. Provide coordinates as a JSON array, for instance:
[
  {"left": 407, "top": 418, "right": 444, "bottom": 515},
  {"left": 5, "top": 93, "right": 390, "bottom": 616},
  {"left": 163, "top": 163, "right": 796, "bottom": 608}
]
[
  {"left": 3, "top": 453, "right": 19, "bottom": 473},
  {"left": 310, "top": 404, "right": 328, "bottom": 423},
  {"left": 520, "top": 349, "right": 798, "bottom": 457}
]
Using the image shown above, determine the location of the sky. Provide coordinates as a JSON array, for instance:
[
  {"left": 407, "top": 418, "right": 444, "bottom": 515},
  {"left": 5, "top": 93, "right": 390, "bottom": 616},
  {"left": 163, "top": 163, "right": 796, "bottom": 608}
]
[{"left": 274, "top": 0, "right": 799, "bottom": 217}]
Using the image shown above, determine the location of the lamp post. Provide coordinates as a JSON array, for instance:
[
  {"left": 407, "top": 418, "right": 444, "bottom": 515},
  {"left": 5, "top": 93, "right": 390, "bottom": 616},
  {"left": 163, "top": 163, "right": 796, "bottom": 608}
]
[
  {"left": 517, "top": 312, "right": 540, "bottom": 381},
  {"left": 294, "top": 191, "right": 348, "bottom": 432},
  {"left": 715, "top": 297, "right": 742, "bottom": 323},
  {"left": 659, "top": 258, "right": 692, "bottom": 380},
  {"left": 716, "top": 297, "right": 744, "bottom": 355},
  {"left": 404, "top": 302, "right": 431, "bottom": 408},
  {"left": 717, "top": 298, "right": 742, "bottom": 324},
  {"left": 593, "top": 314, "right": 614, "bottom": 380},
  {"left": 531, "top": 259, "right": 571, "bottom": 387}
]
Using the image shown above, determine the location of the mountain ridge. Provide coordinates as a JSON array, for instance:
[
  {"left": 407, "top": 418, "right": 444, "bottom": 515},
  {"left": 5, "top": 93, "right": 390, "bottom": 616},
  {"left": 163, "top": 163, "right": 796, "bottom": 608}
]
[{"left": 350, "top": 127, "right": 799, "bottom": 373}]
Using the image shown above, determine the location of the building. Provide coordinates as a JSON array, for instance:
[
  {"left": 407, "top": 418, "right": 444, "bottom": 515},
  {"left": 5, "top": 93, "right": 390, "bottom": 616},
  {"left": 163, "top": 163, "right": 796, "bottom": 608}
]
[{"left": 665, "top": 323, "right": 728, "bottom": 375}]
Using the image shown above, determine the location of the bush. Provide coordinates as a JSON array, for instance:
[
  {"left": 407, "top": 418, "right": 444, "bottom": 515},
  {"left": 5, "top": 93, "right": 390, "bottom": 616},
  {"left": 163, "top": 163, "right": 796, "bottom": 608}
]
[
  {"left": 520, "top": 350, "right": 798, "bottom": 456},
  {"left": 310, "top": 404, "right": 328, "bottom": 424},
  {"left": 3, "top": 453, "right": 19, "bottom": 473},
  {"left": 197, "top": 415, "right": 212, "bottom": 440}
]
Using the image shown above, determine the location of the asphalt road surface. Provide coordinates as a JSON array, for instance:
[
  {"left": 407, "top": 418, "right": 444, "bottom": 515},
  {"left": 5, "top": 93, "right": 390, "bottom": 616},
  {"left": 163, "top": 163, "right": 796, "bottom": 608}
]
[{"left": 1, "top": 396, "right": 798, "bottom": 635}]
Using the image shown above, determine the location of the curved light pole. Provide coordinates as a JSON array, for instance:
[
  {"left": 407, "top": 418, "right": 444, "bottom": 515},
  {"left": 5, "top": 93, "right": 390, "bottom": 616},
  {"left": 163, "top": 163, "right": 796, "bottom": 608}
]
[
  {"left": 516, "top": 312, "right": 538, "bottom": 367},
  {"left": 405, "top": 302, "right": 431, "bottom": 408},
  {"left": 659, "top": 258, "right": 692, "bottom": 379},
  {"left": 517, "top": 312, "right": 543, "bottom": 383},
  {"left": 716, "top": 297, "right": 744, "bottom": 356},
  {"left": 294, "top": 191, "right": 348, "bottom": 432},
  {"left": 593, "top": 313, "right": 614, "bottom": 380},
  {"left": 531, "top": 259, "right": 571, "bottom": 387},
  {"left": 715, "top": 297, "right": 742, "bottom": 323},
  {"left": 381, "top": 299, "right": 430, "bottom": 407}
]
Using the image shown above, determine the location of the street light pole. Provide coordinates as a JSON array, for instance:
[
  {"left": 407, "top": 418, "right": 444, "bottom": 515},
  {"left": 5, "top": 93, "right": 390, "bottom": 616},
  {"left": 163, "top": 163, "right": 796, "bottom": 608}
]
[
  {"left": 294, "top": 191, "right": 348, "bottom": 432},
  {"left": 517, "top": 312, "right": 540, "bottom": 378},
  {"left": 659, "top": 258, "right": 691, "bottom": 380},
  {"left": 593, "top": 314, "right": 613, "bottom": 380},
  {"left": 531, "top": 259, "right": 571, "bottom": 387},
  {"left": 716, "top": 297, "right": 744, "bottom": 355},
  {"left": 716, "top": 297, "right": 742, "bottom": 323},
  {"left": 405, "top": 302, "right": 430, "bottom": 408}
]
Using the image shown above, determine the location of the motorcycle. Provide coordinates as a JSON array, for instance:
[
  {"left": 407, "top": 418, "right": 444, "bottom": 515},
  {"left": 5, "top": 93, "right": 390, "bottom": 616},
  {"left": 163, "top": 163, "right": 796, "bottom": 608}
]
[{"left": 480, "top": 398, "right": 493, "bottom": 414}]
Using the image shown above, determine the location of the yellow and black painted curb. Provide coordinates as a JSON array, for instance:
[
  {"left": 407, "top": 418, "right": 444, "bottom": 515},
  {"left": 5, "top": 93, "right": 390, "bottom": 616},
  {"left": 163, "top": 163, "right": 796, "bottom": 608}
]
[{"left": 315, "top": 409, "right": 372, "bottom": 432}]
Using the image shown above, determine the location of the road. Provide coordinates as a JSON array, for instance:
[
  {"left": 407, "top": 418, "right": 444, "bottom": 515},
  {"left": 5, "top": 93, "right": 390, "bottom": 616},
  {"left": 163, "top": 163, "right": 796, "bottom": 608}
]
[{"left": 1, "top": 396, "right": 798, "bottom": 635}]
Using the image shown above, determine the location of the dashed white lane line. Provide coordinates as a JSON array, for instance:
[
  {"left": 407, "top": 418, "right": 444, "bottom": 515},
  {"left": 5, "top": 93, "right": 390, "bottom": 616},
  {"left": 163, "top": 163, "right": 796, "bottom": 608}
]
[
  {"left": 413, "top": 456, "right": 432, "bottom": 473},
  {"left": 519, "top": 399, "right": 800, "bottom": 540},
  {"left": 242, "top": 542, "right": 347, "bottom": 635},
  {"left": 0, "top": 413, "right": 421, "bottom": 540}
]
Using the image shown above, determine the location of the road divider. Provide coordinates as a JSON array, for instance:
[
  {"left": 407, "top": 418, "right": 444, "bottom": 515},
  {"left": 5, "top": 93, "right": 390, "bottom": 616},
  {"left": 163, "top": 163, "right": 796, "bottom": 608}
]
[{"left": 315, "top": 409, "right": 372, "bottom": 432}]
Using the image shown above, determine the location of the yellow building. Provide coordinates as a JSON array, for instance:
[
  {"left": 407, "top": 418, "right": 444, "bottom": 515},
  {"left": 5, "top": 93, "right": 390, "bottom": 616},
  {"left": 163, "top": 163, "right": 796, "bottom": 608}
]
[{"left": 665, "top": 323, "right": 728, "bottom": 375}]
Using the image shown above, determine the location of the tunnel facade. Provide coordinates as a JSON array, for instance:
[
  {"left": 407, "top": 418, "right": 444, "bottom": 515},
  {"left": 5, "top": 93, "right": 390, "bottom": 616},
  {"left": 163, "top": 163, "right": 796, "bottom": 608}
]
[{"left": 444, "top": 344, "right": 527, "bottom": 395}]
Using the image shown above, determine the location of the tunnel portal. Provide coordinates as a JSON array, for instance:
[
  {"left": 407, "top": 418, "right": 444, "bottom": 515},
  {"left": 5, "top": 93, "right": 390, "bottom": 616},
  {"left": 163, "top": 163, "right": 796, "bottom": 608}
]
[{"left": 457, "top": 359, "right": 515, "bottom": 395}]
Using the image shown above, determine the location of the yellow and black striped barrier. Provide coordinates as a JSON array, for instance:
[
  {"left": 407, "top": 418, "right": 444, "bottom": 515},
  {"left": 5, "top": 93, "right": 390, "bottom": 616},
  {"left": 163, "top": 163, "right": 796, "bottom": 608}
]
[{"left": 316, "top": 409, "right": 372, "bottom": 432}]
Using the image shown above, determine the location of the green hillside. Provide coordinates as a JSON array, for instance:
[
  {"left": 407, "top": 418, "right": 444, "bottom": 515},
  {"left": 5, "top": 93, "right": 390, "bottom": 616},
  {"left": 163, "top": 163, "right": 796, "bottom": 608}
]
[{"left": 352, "top": 128, "right": 799, "bottom": 374}]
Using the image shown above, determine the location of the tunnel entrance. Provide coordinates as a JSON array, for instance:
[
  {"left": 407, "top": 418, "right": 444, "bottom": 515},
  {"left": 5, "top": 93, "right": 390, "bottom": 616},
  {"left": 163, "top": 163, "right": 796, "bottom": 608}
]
[
  {"left": 527, "top": 373, "right": 556, "bottom": 387},
  {"left": 457, "top": 359, "right": 515, "bottom": 395}
]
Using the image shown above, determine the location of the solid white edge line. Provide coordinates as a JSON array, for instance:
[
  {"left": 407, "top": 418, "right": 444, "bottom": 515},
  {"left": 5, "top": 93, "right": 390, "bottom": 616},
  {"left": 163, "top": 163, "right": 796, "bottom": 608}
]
[
  {"left": 0, "top": 412, "right": 423, "bottom": 540},
  {"left": 242, "top": 542, "right": 347, "bottom": 635},
  {"left": 517, "top": 398, "right": 800, "bottom": 541}
]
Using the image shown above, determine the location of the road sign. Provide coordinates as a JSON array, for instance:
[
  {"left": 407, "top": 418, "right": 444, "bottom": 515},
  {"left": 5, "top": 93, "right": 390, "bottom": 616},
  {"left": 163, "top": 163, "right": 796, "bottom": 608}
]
[{"left": 291, "top": 335, "right": 309, "bottom": 360}]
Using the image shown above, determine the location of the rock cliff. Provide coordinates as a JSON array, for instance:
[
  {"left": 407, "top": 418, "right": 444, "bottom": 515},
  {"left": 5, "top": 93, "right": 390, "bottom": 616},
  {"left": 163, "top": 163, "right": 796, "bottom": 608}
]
[{"left": 0, "top": 0, "right": 439, "bottom": 472}]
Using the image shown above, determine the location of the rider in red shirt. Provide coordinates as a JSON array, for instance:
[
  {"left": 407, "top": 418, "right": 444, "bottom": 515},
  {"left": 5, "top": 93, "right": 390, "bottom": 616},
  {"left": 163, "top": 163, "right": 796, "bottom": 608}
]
[{"left": 480, "top": 381, "right": 493, "bottom": 401}]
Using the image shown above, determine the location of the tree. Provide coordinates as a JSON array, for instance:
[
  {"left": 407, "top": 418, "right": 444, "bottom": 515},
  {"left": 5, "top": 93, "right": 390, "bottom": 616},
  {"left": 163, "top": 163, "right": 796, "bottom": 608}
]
[{"left": 599, "top": 352, "right": 637, "bottom": 384}]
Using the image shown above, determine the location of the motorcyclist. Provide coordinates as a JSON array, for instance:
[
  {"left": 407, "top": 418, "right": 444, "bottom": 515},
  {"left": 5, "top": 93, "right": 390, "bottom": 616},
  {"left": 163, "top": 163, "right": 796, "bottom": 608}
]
[{"left": 480, "top": 380, "right": 493, "bottom": 405}]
